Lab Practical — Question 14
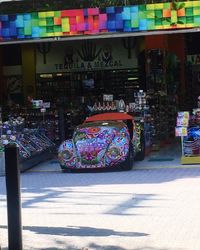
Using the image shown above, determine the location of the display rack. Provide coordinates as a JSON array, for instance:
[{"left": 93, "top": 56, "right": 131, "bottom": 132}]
[
  {"left": 36, "top": 69, "right": 139, "bottom": 105},
  {"left": 35, "top": 69, "right": 141, "bottom": 142},
  {"left": 181, "top": 125, "right": 200, "bottom": 164},
  {"left": 175, "top": 110, "right": 200, "bottom": 165},
  {"left": 103, "top": 68, "right": 139, "bottom": 102},
  {"left": 9, "top": 106, "right": 60, "bottom": 143},
  {"left": 131, "top": 90, "right": 152, "bottom": 155},
  {"left": 0, "top": 116, "right": 55, "bottom": 172},
  {"left": 36, "top": 73, "right": 72, "bottom": 103},
  {"left": 145, "top": 49, "right": 178, "bottom": 150}
]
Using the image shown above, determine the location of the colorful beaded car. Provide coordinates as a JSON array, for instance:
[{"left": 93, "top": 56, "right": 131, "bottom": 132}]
[{"left": 58, "top": 112, "right": 145, "bottom": 171}]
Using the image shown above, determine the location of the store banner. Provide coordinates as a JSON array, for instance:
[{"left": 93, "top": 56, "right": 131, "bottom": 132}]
[
  {"left": 0, "top": 1, "right": 200, "bottom": 42},
  {"left": 175, "top": 127, "right": 188, "bottom": 137},
  {"left": 36, "top": 38, "right": 138, "bottom": 73},
  {"left": 175, "top": 111, "right": 189, "bottom": 137},
  {"left": 176, "top": 112, "right": 189, "bottom": 127}
]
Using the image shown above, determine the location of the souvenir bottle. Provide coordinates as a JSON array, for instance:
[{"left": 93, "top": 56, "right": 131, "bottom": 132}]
[
  {"left": 102, "top": 102, "right": 106, "bottom": 111},
  {"left": 111, "top": 101, "right": 116, "bottom": 111},
  {"left": 106, "top": 102, "right": 111, "bottom": 111},
  {"left": 97, "top": 102, "right": 101, "bottom": 111}
]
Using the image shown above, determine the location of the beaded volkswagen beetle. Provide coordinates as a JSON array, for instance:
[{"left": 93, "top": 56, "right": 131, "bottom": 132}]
[{"left": 58, "top": 112, "right": 145, "bottom": 172}]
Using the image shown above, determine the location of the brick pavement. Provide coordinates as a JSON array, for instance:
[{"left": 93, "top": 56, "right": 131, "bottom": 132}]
[{"left": 1, "top": 165, "right": 200, "bottom": 250}]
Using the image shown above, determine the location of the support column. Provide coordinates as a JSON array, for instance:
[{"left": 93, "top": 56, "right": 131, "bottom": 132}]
[
  {"left": 167, "top": 34, "right": 186, "bottom": 103},
  {"left": 21, "top": 44, "right": 36, "bottom": 102}
]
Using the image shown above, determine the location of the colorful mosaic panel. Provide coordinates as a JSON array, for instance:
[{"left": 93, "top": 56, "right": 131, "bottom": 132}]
[{"left": 0, "top": 1, "right": 200, "bottom": 41}]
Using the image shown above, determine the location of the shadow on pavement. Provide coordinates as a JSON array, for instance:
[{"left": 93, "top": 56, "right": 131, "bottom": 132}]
[
  {"left": 0, "top": 224, "right": 148, "bottom": 238},
  {"left": 1, "top": 167, "right": 200, "bottom": 196},
  {"left": 87, "top": 245, "right": 185, "bottom": 250},
  {"left": 19, "top": 190, "right": 157, "bottom": 210}
]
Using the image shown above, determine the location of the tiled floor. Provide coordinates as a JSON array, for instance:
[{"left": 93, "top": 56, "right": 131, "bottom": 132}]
[{"left": 29, "top": 141, "right": 198, "bottom": 173}]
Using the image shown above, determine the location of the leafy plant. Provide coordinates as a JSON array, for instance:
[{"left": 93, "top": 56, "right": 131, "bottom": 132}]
[
  {"left": 172, "top": 0, "right": 186, "bottom": 11},
  {"left": 77, "top": 40, "right": 102, "bottom": 62}
]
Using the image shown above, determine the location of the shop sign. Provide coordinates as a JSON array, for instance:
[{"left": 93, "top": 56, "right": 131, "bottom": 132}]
[
  {"left": 175, "top": 127, "right": 188, "bottom": 137},
  {"left": 36, "top": 39, "right": 137, "bottom": 73},
  {"left": 176, "top": 117, "right": 189, "bottom": 127},
  {"left": 103, "top": 94, "right": 113, "bottom": 102},
  {"left": 55, "top": 60, "right": 123, "bottom": 71},
  {"left": 187, "top": 55, "right": 200, "bottom": 65},
  {"left": 176, "top": 112, "right": 189, "bottom": 127},
  {"left": 175, "top": 111, "right": 189, "bottom": 137}
]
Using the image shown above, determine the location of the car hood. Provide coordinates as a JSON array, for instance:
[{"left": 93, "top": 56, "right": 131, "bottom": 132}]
[{"left": 73, "top": 121, "right": 126, "bottom": 165}]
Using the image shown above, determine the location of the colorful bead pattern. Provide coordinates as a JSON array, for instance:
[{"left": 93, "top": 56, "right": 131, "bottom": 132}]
[
  {"left": 134, "top": 122, "right": 142, "bottom": 153},
  {"left": 58, "top": 124, "right": 130, "bottom": 169},
  {"left": 0, "top": 1, "right": 200, "bottom": 41}
]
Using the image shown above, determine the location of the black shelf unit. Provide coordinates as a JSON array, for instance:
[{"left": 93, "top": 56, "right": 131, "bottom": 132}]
[
  {"left": 36, "top": 73, "right": 72, "bottom": 104},
  {"left": 36, "top": 68, "right": 140, "bottom": 141},
  {"left": 36, "top": 69, "right": 139, "bottom": 104},
  {"left": 145, "top": 49, "right": 179, "bottom": 149}
]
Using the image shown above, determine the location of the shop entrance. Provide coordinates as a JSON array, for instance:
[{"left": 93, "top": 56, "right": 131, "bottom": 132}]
[
  {"left": 33, "top": 35, "right": 183, "bottom": 165},
  {"left": 1, "top": 32, "right": 198, "bottom": 168}
]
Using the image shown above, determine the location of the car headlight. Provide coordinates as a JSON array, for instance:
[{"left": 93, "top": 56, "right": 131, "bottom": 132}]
[
  {"left": 59, "top": 150, "right": 73, "bottom": 161},
  {"left": 107, "top": 147, "right": 121, "bottom": 160}
]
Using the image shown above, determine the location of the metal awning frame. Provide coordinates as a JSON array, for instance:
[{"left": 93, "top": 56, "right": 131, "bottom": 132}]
[{"left": 0, "top": 27, "right": 200, "bottom": 45}]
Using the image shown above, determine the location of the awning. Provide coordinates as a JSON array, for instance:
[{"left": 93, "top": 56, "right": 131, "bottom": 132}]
[{"left": 0, "top": 27, "right": 200, "bottom": 45}]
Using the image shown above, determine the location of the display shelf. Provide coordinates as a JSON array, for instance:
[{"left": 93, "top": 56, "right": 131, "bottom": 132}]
[
  {"left": 36, "top": 69, "right": 140, "bottom": 142},
  {"left": 103, "top": 68, "right": 139, "bottom": 102},
  {"left": 36, "top": 73, "right": 72, "bottom": 103},
  {"left": 131, "top": 90, "right": 153, "bottom": 155},
  {"left": 145, "top": 49, "right": 178, "bottom": 149},
  {"left": 0, "top": 116, "right": 56, "bottom": 172},
  {"left": 176, "top": 110, "right": 200, "bottom": 164},
  {"left": 36, "top": 69, "right": 139, "bottom": 106},
  {"left": 8, "top": 106, "right": 60, "bottom": 143}
]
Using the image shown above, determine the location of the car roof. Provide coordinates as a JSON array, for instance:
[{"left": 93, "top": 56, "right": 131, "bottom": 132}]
[
  {"left": 84, "top": 112, "right": 133, "bottom": 123},
  {"left": 78, "top": 120, "right": 126, "bottom": 129}
]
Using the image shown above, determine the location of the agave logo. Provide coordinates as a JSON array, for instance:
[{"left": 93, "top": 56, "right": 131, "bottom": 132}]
[
  {"left": 102, "top": 45, "right": 112, "bottom": 64},
  {"left": 55, "top": 41, "right": 123, "bottom": 71},
  {"left": 77, "top": 40, "right": 102, "bottom": 62}
]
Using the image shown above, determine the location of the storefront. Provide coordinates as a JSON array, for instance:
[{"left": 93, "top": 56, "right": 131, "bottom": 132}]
[
  {"left": 1, "top": 0, "right": 200, "bottom": 168},
  {"left": 35, "top": 38, "right": 138, "bottom": 103}
]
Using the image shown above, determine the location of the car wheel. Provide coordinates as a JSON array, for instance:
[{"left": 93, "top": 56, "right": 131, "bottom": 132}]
[
  {"left": 135, "top": 132, "right": 145, "bottom": 161},
  {"left": 121, "top": 143, "right": 134, "bottom": 171}
]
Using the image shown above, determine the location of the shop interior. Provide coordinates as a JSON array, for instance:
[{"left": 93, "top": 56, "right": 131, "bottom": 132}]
[{"left": 1, "top": 32, "right": 200, "bottom": 169}]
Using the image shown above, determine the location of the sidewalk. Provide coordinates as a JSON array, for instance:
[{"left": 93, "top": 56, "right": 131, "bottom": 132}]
[{"left": 1, "top": 165, "right": 200, "bottom": 250}]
